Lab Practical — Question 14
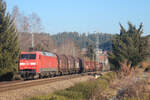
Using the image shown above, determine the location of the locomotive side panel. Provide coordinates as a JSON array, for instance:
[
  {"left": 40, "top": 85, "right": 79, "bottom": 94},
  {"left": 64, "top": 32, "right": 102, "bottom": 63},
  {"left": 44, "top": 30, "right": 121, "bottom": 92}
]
[{"left": 39, "top": 54, "right": 58, "bottom": 73}]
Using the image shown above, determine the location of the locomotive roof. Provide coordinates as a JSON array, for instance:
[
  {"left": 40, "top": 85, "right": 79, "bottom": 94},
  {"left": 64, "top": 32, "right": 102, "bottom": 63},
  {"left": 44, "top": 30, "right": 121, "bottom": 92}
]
[
  {"left": 21, "top": 51, "right": 56, "bottom": 57},
  {"left": 41, "top": 51, "right": 56, "bottom": 57}
]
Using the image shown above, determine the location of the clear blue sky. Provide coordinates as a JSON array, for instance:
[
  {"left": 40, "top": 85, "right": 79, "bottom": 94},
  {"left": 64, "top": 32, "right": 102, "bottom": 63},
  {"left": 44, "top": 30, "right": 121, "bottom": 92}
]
[{"left": 5, "top": 0, "right": 150, "bottom": 35}]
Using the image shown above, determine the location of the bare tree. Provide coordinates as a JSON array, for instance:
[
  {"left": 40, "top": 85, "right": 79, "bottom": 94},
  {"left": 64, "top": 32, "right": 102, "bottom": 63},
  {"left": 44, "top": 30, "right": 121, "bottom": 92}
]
[
  {"left": 12, "top": 6, "right": 30, "bottom": 33},
  {"left": 34, "top": 34, "right": 55, "bottom": 51},
  {"left": 56, "top": 39, "right": 80, "bottom": 57},
  {"left": 28, "top": 12, "right": 43, "bottom": 49},
  {"left": 12, "top": 6, "right": 43, "bottom": 33},
  {"left": 29, "top": 12, "right": 43, "bottom": 33},
  {"left": 11, "top": 5, "right": 19, "bottom": 31},
  {"left": 20, "top": 15, "right": 30, "bottom": 33},
  {"left": 12, "top": 6, "right": 22, "bottom": 32},
  {"left": 11, "top": 6, "right": 45, "bottom": 51}
]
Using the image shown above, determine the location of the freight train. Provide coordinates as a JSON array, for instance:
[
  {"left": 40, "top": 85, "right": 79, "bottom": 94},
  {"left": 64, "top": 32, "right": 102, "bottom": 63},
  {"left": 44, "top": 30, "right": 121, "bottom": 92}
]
[{"left": 19, "top": 51, "right": 103, "bottom": 79}]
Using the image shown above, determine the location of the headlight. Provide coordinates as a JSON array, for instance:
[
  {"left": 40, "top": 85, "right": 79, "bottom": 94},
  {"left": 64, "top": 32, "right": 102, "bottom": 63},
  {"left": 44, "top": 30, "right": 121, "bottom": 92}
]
[
  {"left": 30, "top": 62, "right": 36, "bottom": 65},
  {"left": 20, "top": 63, "right": 25, "bottom": 65}
]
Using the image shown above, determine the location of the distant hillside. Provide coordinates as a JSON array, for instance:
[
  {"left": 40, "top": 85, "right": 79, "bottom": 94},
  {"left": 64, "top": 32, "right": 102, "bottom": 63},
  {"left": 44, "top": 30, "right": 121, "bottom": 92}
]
[
  {"left": 51, "top": 32, "right": 114, "bottom": 51},
  {"left": 18, "top": 32, "right": 114, "bottom": 52}
]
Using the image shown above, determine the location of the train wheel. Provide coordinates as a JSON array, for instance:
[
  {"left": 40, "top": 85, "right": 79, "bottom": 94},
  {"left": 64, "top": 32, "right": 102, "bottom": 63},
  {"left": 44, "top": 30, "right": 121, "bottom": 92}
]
[
  {"left": 34, "top": 74, "right": 39, "bottom": 79},
  {"left": 39, "top": 74, "right": 43, "bottom": 79},
  {"left": 60, "top": 72, "right": 63, "bottom": 76},
  {"left": 24, "top": 78, "right": 27, "bottom": 81}
]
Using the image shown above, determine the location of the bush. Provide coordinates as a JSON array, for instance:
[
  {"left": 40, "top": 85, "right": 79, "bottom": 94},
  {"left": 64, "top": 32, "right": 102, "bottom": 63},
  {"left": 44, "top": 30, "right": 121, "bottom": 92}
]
[
  {"left": 108, "top": 22, "right": 149, "bottom": 70},
  {"left": 67, "top": 81, "right": 98, "bottom": 99},
  {"left": 0, "top": 72, "right": 14, "bottom": 81},
  {"left": 54, "top": 90, "right": 83, "bottom": 100},
  {"left": 120, "top": 95, "right": 150, "bottom": 100}
]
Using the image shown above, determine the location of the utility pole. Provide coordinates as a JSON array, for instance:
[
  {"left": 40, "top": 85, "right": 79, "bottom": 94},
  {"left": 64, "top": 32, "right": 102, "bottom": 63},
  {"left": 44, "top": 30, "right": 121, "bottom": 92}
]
[
  {"left": 102, "top": 52, "right": 105, "bottom": 71},
  {"left": 96, "top": 32, "right": 100, "bottom": 71},
  {"left": 73, "top": 47, "right": 75, "bottom": 57},
  {"left": 32, "top": 32, "right": 34, "bottom": 49}
]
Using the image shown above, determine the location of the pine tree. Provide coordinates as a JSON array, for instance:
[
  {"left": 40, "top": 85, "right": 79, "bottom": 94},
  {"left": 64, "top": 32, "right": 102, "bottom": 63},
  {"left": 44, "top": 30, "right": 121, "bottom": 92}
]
[
  {"left": 108, "top": 22, "right": 148, "bottom": 70},
  {"left": 0, "top": 0, "right": 20, "bottom": 77}
]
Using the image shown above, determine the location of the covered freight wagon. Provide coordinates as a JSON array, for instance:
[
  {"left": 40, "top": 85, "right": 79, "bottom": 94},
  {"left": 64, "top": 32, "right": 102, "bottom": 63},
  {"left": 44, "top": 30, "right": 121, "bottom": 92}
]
[
  {"left": 56, "top": 55, "right": 82, "bottom": 74},
  {"left": 56, "top": 55, "right": 68, "bottom": 75}
]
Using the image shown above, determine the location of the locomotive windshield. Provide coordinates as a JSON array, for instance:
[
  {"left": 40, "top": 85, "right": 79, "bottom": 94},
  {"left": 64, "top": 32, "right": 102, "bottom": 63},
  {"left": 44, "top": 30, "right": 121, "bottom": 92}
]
[{"left": 20, "top": 54, "right": 36, "bottom": 59}]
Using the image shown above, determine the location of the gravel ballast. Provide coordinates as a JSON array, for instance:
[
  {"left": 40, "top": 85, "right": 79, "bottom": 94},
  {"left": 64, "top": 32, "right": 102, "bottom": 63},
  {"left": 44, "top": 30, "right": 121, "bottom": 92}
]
[{"left": 0, "top": 76, "right": 94, "bottom": 100}]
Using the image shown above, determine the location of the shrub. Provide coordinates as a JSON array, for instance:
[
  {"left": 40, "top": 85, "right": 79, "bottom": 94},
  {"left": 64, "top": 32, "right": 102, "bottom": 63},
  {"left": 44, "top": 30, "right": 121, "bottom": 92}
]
[
  {"left": 0, "top": 72, "right": 14, "bottom": 81},
  {"left": 67, "top": 81, "right": 98, "bottom": 99},
  {"left": 54, "top": 90, "right": 83, "bottom": 100}
]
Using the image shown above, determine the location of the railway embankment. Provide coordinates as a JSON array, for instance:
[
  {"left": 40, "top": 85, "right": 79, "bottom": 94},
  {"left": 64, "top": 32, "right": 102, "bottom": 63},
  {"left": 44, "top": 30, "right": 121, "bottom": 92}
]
[
  {"left": 28, "top": 72, "right": 116, "bottom": 100},
  {"left": 28, "top": 68, "right": 150, "bottom": 100},
  {"left": 1, "top": 69, "right": 149, "bottom": 100},
  {"left": 0, "top": 75, "right": 94, "bottom": 100}
]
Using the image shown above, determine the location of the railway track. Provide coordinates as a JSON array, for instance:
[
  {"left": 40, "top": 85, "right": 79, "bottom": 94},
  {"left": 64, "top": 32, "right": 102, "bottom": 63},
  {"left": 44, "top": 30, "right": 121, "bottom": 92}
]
[
  {"left": 0, "top": 80, "right": 23, "bottom": 86},
  {"left": 0, "top": 73, "right": 90, "bottom": 93}
]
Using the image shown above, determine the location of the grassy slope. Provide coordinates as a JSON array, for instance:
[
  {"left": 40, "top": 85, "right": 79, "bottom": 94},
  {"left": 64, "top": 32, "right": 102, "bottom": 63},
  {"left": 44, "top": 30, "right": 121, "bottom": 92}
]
[{"left": 27, "top": 72, "right": 116, "bottom": 100}]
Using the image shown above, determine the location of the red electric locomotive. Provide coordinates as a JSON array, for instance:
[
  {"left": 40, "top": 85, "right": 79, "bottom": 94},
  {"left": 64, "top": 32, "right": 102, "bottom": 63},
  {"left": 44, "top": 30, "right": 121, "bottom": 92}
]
[{"left": 19, "top": 51, "right": 58, "bottom": 79}]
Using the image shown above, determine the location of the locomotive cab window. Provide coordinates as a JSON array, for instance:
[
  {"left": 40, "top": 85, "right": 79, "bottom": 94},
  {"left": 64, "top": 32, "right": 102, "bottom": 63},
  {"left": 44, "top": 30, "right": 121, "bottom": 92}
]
[{"left": 20, "top": 54, "right": 36, "bottom": 59}]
